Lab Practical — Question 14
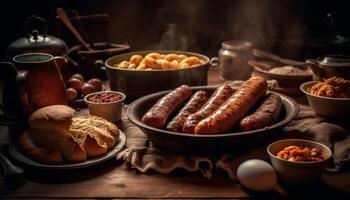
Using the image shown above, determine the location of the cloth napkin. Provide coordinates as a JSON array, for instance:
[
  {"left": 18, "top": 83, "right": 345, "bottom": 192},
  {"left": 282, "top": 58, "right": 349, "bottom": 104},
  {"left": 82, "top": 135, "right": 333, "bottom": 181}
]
[
  {"left": 116, "top": 119, "right": 213, "bottom": 178},
  {"left": 117, "top": 87, "right": 350, "bottom": 179}
]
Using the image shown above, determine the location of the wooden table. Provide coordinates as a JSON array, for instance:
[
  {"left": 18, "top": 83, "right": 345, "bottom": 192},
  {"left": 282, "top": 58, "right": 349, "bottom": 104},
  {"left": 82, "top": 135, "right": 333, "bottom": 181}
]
[{"left": 1, "top": 69, "right": 350, "bottom": 199}]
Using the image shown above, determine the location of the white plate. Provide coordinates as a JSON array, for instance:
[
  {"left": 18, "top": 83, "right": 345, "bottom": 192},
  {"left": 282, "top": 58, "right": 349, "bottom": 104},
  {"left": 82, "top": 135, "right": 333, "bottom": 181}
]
[{"left": 9, "top": 130, "right": 127, "bottom": 169}]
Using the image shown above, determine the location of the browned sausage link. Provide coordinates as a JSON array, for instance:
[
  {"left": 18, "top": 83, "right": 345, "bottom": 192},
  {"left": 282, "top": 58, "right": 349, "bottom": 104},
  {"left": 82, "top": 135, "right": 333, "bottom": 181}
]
[
  {"left": 239, "top": 93, "right": 282, "bottom": 131},
  {"left": 166, "top": 90, "right": 208, "bottom": 132},
  {"left": 182, "top": 84, "right": 234, "bottom": 133},
  {"left": 141, "top": 85, "right": 192, "bottom": 129},
  {"left": 195, "top": 76, "right": 267, "bottom": 134}
]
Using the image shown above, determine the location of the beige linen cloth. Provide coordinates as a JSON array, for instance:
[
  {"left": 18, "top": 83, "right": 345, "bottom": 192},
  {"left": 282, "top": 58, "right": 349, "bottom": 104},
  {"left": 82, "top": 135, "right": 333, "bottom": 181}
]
[{"left": 117, "top": 83, "right": 350, "bottom": 179}]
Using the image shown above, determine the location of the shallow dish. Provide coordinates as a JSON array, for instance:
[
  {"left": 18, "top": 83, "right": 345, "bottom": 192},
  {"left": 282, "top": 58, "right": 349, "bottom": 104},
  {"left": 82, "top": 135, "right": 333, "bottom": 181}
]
[
  {"left": 127, "top": 86, "right": 299, "bottom": 155},
  {"left": 267, "top": 139, "right": 332, "bottom": 185},
  {"left": 300, "top": 81, "right": 350, "bottom": 117},
  {"left": 248, "top": 60, "right": 312, "bottom": 87},
  {"left": 9, "top": 130, "right": 127, "bottom": 169}
]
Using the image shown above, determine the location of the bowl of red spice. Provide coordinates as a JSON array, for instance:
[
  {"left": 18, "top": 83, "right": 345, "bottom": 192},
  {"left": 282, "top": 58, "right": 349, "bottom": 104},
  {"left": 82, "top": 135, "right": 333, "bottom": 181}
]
[
  {"left": 84, "top": 91, "right": 126, "bottom": 123},
  {"left": 267, "top": 139, "right": 332, "bottom": 185}
]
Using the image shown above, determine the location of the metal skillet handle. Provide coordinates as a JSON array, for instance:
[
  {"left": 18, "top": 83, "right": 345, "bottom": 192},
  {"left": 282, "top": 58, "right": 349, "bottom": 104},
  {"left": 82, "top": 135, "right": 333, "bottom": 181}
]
[
  {"left": 95, "top": 59, "right": 105, "bottom": 71},
  {"left": 209, "top": 57, "right": 220, "bottom": 69},
  {"left": 306, "top": 59, "right": 324, "bottom": 78},
  {"left": 0, "top": 152, "right": 23, "bottom": 178},
  {"left": 94, "top": 59, "right": 108, "bottom": 80}
]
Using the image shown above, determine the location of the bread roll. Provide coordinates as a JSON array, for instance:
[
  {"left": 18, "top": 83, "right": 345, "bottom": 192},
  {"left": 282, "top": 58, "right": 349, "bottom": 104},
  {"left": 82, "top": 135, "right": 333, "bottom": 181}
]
[
  {"left": 19, "top": 130, "right": 63, "bottom": 164},
  {"left": 28, "top": 105, "right": 75, "bottom": 131},
  {"left": 18, "top": 105, "right": 119, "bottom": 164},
  {"left": 70, "top": 116, "right": 119, "bottom": 148}
]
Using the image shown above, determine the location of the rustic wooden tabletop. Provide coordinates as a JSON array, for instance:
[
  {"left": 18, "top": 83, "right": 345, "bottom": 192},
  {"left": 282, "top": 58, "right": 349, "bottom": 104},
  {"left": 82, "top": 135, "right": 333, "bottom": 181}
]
[{"left": 1, "top": 69, "right": 349, "bottom": 199}]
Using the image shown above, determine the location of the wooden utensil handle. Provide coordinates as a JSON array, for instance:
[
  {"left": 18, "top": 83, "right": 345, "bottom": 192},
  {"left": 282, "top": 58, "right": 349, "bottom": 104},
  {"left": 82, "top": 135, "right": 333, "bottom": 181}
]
[
  {"left": 253, "top": 49, "right": 280, "bottom": 61},
  {"left": 57, "top": 8, "right": 93, "bottom": 51}
]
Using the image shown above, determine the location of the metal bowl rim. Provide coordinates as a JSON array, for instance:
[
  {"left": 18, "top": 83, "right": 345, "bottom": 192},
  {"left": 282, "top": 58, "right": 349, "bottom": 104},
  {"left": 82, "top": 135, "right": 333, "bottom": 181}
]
[
  {"left": 248, "top": 60, "right": 313, "bottom": 79},
  {"left": 105, "top": 50, "right": 210, "bottom": 72}
]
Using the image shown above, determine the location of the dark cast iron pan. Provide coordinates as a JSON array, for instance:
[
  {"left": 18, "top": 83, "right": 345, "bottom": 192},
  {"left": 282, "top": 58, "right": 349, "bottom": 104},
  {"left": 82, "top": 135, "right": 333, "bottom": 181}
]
[{"left": 127, "top": 86, "right": 299, "bottom": 155}]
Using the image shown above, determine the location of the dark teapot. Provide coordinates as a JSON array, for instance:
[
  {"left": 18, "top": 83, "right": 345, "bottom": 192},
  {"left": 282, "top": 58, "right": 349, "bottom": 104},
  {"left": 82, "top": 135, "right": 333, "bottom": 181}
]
[
  {"left": 6, "top": 15, "right": 68, "bottom": 59},
  {"left": 306, "top": 55, "right": 350, "bottom": 80}
]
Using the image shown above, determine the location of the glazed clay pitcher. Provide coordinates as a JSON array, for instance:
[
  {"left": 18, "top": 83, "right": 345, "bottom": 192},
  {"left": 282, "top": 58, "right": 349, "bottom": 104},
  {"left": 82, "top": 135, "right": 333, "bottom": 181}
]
[{"left": 2, "top": 53, "right": 67, "bottom": 113}]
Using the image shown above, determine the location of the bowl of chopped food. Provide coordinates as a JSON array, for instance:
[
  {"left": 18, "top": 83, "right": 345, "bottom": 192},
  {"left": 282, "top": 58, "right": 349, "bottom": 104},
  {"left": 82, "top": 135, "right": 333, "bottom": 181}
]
[
  {"left": 267, "top": 139, "right": 332, "bottom": 185},
  {"left": 300, "top": 76, "right": 350, "bottom": 117},
  {"left": 84, "top": 91, "right": 126, "bottom": 123},
  {"left": 104, "top": 50, "right": 216, "bottom": 102},
  {"left": 248, "top": 60, "right": 313, "bottom": 87}
]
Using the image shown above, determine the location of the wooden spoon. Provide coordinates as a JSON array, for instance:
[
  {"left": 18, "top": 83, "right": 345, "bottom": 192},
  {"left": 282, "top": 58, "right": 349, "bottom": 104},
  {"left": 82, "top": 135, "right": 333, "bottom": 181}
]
[
  {"left": 57, "top": 7, "right": 94, "bottom": 51},
  {"left": 253, "top": 49, "right": 305, "bottom": 66}
]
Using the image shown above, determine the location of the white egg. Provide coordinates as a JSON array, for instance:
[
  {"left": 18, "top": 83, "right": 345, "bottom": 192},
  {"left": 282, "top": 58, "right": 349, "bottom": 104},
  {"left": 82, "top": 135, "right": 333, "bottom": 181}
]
[{"left": 237, "top": 159, "right": 277, "bottom": 192}]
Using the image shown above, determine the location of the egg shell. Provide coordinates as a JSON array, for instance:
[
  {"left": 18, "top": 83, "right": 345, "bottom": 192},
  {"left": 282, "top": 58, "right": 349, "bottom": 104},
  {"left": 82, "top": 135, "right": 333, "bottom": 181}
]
[{"left": 237, "top": 159, "right": 277, "bottom": 192}]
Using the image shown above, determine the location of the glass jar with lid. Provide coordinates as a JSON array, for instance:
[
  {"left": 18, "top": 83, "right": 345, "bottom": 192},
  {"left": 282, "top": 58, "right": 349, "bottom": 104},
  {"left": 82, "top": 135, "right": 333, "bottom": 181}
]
[{"left": 218, "top": 40, "right": 253, "bottom": 80}]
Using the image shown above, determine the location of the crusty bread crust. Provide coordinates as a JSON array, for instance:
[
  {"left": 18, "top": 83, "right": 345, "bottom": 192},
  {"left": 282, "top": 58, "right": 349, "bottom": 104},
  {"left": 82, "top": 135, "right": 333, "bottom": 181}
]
[
  {"left": 28, "top": 105, "right": 75, "bottom": 125},
  {"left": 83, "top": 134, "right": 108, "bottom": 157},
  {"left": 19, "top": 131, "right": 63, "bottom": 164}
]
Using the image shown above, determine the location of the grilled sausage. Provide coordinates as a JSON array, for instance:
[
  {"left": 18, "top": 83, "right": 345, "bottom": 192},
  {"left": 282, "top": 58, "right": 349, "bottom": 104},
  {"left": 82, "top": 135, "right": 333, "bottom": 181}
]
[
  {"left": 195, "top": 76, "right": 268, "bottom": 134},
  {"left": 182, "top": 84, "right": 234, "bottom": 133},
  {"left": 141, "top": 85, "right": 192, "bottom": 129},
  {"left": 166, "top": 90, "right": 208, "bottom": 132},
  {"left": 239, "top": 93, "right": 282, "bottom": 131}
]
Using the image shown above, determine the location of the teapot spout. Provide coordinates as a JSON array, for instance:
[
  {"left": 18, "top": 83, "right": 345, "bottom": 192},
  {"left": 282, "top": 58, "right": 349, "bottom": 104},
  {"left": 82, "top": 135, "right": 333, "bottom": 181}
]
[{"left": 306, "top": 59, "right": 323, "bottom": 78}]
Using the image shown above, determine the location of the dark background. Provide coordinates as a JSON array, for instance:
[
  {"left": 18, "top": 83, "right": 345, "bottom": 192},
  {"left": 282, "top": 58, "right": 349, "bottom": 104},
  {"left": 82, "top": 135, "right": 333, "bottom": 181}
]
[{"left": 1, "top": 0, "right": 350, "bottom": 60}]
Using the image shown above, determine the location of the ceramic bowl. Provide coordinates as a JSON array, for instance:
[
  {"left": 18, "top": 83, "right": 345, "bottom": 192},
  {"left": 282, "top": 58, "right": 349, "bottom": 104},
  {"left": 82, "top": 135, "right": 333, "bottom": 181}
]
[
  {"left": 84, "top": 91, "right": 125, "bottom": 124},
  {"left": 267, "top": 139, "right": 332, "bottom": 185},
  {"left": 300, "top": 81, "right": 350, "bottom": 117},
  {"left": 248, "top": 60, "right": 313, "bottom": 87}
]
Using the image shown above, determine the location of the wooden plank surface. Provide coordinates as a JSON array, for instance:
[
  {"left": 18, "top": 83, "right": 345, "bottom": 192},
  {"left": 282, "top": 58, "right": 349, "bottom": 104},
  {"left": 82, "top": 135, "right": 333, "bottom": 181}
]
[
  {"left": 1, "top": 68, "right": 350, "bottom": 199},
  {"left": 0, "top": 162, "right": 250, "bottom": 199}
]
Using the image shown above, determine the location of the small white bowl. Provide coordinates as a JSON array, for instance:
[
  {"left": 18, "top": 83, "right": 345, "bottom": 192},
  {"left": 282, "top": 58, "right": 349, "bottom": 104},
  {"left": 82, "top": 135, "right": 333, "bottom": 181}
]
[
  {"left": 267, "top": 139, "right": 332, "bottom": 185},
  {"left": 300, "top": 81, "right": 350, "bottom": 117},
  {"left": 84, "top": 91, "right": 125, "bottom": 124}
]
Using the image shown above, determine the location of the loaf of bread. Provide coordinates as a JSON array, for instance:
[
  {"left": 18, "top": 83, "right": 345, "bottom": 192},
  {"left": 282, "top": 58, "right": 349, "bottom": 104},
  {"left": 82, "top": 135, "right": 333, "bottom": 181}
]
[{"left": 18, "top": 105, "right": 119, "bottom": 164}]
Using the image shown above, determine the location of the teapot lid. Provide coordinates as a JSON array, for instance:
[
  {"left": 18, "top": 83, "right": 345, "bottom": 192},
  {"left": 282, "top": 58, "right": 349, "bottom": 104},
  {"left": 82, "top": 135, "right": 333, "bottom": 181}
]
[
  {"left": 317, "top": 55, "right": 350, "bottom": 67},
  {"left": 6, "top": 15, "right": 68, "bottom": 58}
]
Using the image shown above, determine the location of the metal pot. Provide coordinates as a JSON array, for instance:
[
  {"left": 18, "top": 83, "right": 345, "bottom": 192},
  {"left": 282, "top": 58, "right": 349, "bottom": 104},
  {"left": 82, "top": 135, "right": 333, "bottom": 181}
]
[
  {"left": 104, "top": 50, "right": 216, "bottom": 102},
  {"left": 306, "top": 55, "right": 350, "bottom": 80}
]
